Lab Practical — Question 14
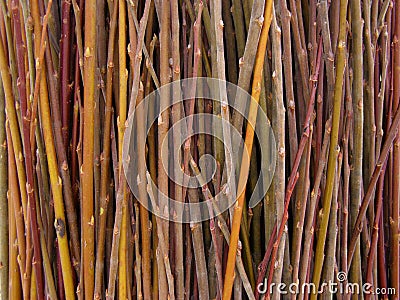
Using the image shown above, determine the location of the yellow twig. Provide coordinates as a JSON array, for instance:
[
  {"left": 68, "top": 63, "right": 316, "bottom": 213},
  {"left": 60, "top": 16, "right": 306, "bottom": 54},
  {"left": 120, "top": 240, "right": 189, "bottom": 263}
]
[{"left": 222, "top": 0, "right": 273, "bottom": 298}]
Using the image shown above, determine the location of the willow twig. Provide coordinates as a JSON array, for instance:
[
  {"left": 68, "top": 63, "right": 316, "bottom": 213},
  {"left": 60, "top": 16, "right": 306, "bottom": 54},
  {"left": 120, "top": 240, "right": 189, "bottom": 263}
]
[
  {"left": 349, "top": 0, "right": 364, "bottom": 286},
  {"left": 1, "top": 10, "right": 46, "bottom": 293},
  {"left": 146, "top": 172, "right": 175, "bottom": 300},
  {"left": 390, "top": 1, "right": 400, "bottom": 293},
  {"left": 189, "top": 158, "right": 255, "bottom": 300},
  {"left": 169, "top": 0, "right": 184, "bottom": 297},
  {"left": 279, "top": 0, "right": 298, "bottom": 167},
  {"left": 126, "top": 0, "right": 152, "bottom": 297},
  {"left": 82, "top": 0, "right": 97, "bottom": 296},
  {"left": 37, "top": 1, "right": 82, "bottom": 272},
  {"left": 116, "top": 0, "right": 129, "bottom": 297},
  {"left": 6, "top": 120, "right": 30, "bottom": 299},
  {"left": 347, "top": 103, "right": 400, "bottom": 267},
  {"left": 93, "top": 0, "right": 118, "bottom": 296},
  {"left": 222, "top": 0, "right": 273, "bottom": 297},
  {"left": 0, "top": 80, "right": 7, "bottom": 299},
  {"left": 106, "top": 174, "right": 125, "bottom": 300},
  {"left": 230, "top": 0, "right": 265, "bottom": 131},
  {"left": 269, "top": 7, "right": 286, "bottom": 293},
  {"left": 318, "top": 0, "right": 335, "bottom": 110},
  {"left": 231, "top": 0, "right": 246, "bottom": 57},
  {"left": 309, "top": 0, "right": 348, "bottom": 296},
  {"left": 8, "top": 164, "right": 21, "bottom": 299},
  {"left": 60, "top": 0, "right": 72, "bottom": 151},
  {"left": 321, "top": 150, "right": 342, "bottom": 294},
  {"left": 0, "top": 0, "right": 29, "bottom": 235},
  {"left": 133, "top": 202, "right": 143, "bottom": 299},
  {"left": 221, "top": 0, "right": 238, "bottom": 84},
  {"left": 157, "top": 0, "right": 171, "bottom": 296},
  {"left": 288, "top": 0, "right": 310, "bottom": 110},
  {"left": 25, "top": 21, "right": 76, "bottom": 299}
]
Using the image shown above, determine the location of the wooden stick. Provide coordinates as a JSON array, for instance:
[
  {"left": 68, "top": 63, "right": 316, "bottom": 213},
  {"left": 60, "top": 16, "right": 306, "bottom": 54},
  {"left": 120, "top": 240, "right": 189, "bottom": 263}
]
[
  {"left": 82, "top": 0, "right": 97, "bottom": 295},
  {"left": 222, "top": 0, "right": 273, "bottom": 297}
]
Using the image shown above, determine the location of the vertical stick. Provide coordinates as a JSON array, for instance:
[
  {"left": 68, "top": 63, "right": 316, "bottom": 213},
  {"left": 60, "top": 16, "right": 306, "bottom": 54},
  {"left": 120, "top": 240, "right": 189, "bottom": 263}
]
[
  {"left": 127, "top": 1, "right": 153, "bottom": 297},
  {"left": 82, "top": 0, "right": 97, "bottom": 296},
  {"left": 93, "top": 0, "right": 118, "bottom": 296},
  {"left": 158, "top": 0, "right": 171, "bottom": 296},
  {"left": 347, "top": 107, "right": 400, "bottom": 265},
  {"left": 391, "top": 0, "right": 400, "bottom": 294},
  {"left": 321, "top": 150, "right": 342, "bottom": 291},
  {"left": 8, "top": 172, "right": 21, "bottom": 300},
  {"left": 117, "top": 0, "right": 129, "bottom": 297},
  {"left": 279, "top": 0, "right": 298, "bottom": 168},
  {"left": 349, "top": 0, "right": 364, "bottom": 287},
  {"left": 270, "top": 6, "right": 286, "bottom": 294},
  {"left": 222, "top": 0, "right": 273, "bottom": 297},
  {"left": 0, "top": 78, "right": 7, "bottom": 299},
  {"left": 60, "top": 0, "right": 72, "bottom": 151},
  {"left": 10, "top": 3, "right": 45, "bottom": 296},
  {"left": 170, "top": 0, "right": 184, "bottom": 297},
  {"left": 310, "top": 0, "right": 348, "bottom": 296}
]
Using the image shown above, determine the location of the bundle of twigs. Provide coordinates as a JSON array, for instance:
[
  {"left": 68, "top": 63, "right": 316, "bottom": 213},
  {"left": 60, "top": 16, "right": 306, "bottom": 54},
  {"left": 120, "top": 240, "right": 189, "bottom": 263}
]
[{"left": 0, "top": 0, "right": 399, "bottom": 299}]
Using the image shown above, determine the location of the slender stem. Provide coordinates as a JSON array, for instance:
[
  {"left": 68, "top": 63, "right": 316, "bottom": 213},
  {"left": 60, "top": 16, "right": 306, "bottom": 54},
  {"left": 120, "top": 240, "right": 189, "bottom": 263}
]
[
  {"left": 363, "top": 0, "right": 377, "bottom": 185},
  {"left": 157, "top": 0, "right": 171, "bottom": 296},
  {"left": 60, "top": 0, "right": 72, "bottom": 151},
  {"left": 125, "top": 1, "right": 153, "bottom": 298},
  {"left": 189, "top": 158, "right": 255, "bottom": 300},
  {"left": 391, "top": 0, "right": 400, "bottom": 294},
  {"left": 341, "top": 103, "right": 351, "bottom": 277},
  {"left": 230, "top": 0, "right": 265, "bottom": 131},
  {"left": 221, "top": 0, "right": 238, "bottom": 84},
  {"left": 71, "top": 0, "right": 85, "bottom": 205},
  {"left": 34, "top": 165, "right": 58, "bottom": 300},
  {"left": 10, "top": 2, "right": 44, "bottom": 296},
  {"left": 7, "top": 119, "right": 30, "bottom": 298},
  {"left": 133, "top": 202, "right": 143, "bottom": 299},
  {"left": 146, "top": 172, "right": 176, "bottom": 300},
  {"left": 222, "top": 0, "right": 273, "bottom": 297},
  {"left": 29, "top": 0, "right": 53, "bottom": 149},
  {"left": 82, "top": 0, "right": 97, "bottom": 295},
  {"left": 347, "top": 101, "right": 400, "bottom": 267},
  {"left": 25, "top": 22, "right": 76, "bottom": 300},
  {"left": 310, "top": 0, "right": 348, "bottom": 295},
  {"left": 106, "top": 175, "right": 125, "bottom": 300},
  {"left": 169, "top": 0, "right": 184, "bottom": 297},
  {"left": 269, "top": 7, "right": 287, "bottom": 293},
  {"left": 321, "top": 150, "right": 342, "bottom": 293},
  {"left": 366, "top": 162, "right": 387, "bottom": 288},
  {"left": 264, "top": 39, "right": 323, "bottom": 300},
  {"left": 40, "top": 3, "right": 82, "bottom": 273},
  {"left": 8, "top": 157, "right": 22, "bottom": 299},
  {"left": 1, "top": 0, "right": 29, "bottom": 238},
  {"left": 279, "top": 0, "right": 298, "bottom": 168},
  {"left": 215, "top": 0, "right": 255, "bottom": 288},
  {"left": 349, "top": 0, "right": 364, "bottom": 286},
  {"left": 318, "top": 0, "right": 335, "bottom": 111},
  {"left": 187, "top": 186, "right": 209, "bottom": 300},
  {"left": 135, "top": 80, "right": 153, "bottom": 300},
  {"left": 117, "top": 0, "right": 129, "bottom": 297},
  {"left": 290, "top": 42, "right": 323, "bottom": 294},
  {"left": 93, "top": 0, "right": 118, "bottom": 296},
  {"left": 288, "top": 0, "right": 310, "bottom": 111},
  {"left": 71, "top": 0, "right": 84, "bottom": 77},
  {"left": 0, "top": 79, "right": 7, "bottom": 300},
  {"left": 231, "top": 0, "right": 246, "bottom": 57},
  {"left": 0, "top": 23, "right": 34, "bottom": 300}
]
